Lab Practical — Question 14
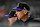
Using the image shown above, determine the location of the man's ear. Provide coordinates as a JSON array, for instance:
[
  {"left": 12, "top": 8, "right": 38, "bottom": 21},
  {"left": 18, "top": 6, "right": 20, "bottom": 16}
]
[{"left": 24, "top": 9, "right": 27, "bottom": 14}]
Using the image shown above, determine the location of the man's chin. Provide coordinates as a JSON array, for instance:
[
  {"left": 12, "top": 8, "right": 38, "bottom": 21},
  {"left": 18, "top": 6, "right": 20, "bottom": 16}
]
[{"left": 17, "top": 17, "right": 21, "bottom": 19}]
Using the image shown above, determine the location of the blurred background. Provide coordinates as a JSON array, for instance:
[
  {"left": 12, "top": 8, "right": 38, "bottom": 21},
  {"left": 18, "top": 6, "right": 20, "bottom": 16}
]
[{"left": 0, "top": 0, "right": 40, "bottom": 27}]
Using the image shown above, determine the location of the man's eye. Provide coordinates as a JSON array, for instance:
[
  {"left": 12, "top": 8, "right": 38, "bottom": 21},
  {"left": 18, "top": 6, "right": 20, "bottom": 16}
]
[
  {"left": 17, "top": 10, "right": 22, "bottom": 12},
  {"left": 17, "top": 11, "right": 20, "bottom": 12},
  {"left": 9, "top": 17, "right": 12, "bottom": 18}
]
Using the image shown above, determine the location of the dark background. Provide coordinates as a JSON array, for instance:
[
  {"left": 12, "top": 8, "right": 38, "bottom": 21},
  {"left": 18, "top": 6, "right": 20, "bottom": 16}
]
[
  {"left": 0, "top": 0, "right": 40, "bottom": 20},
  {"left": 0, "top": 0, "right": 40, "bottom": 27}
]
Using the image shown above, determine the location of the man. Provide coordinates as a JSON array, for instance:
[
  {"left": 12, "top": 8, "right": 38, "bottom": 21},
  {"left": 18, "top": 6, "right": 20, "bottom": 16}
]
[{"left": 5, "top": 2, "right": 30, "bottom": 25}]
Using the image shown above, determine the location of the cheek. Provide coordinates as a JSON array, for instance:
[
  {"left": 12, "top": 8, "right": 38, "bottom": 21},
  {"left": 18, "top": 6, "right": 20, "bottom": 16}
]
[
  {"left": 17, "top": 12, "right": 24, "bottom": 19},
  {"left": 20, "top": 12, "right": 24, "bottom": 17}
]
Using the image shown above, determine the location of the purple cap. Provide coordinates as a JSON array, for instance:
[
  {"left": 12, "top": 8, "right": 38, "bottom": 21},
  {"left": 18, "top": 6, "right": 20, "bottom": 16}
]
[
  {"left": 13, "top": 7, "right": 23, "bottom": 11},
  {"left": 5, "top": 7, "right": 23, "bottom": 17},
  {"left": 5, "top": 14, "right": 13, "bottom": 17}
]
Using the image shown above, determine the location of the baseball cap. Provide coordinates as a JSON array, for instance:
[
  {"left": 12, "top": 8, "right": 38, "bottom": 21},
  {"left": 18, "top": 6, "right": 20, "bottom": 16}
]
[
  {"left": 13, "top": 7, "right": 23, "bottom": 11},
  {"left": 5, "top": 10, "right": 17, "bottom": 17},
  {"left": 13, "top": 2, "right": 30, "bottom": 11}
]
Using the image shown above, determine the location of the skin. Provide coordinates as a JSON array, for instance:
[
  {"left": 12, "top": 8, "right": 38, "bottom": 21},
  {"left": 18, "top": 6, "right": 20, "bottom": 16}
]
[
  {"left": 8, "top": 9, "right": 29, "bottom": 25},
  {"left": 8, "top": 17, "right": 17, "bottom": 25}
]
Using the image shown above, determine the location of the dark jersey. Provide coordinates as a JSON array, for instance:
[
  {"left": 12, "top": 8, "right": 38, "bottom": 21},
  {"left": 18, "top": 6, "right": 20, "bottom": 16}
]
[{"left": 13, "top": 17, "right": 33, "bottom": 25}]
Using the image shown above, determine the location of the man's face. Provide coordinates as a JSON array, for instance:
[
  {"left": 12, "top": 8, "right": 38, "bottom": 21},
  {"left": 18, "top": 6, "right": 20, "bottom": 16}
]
[{"left": 16, "top": 10, "right": 25, "bottom": 19}]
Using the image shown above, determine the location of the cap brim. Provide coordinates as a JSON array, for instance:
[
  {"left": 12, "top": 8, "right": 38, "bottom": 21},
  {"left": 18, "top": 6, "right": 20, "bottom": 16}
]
[
  {"left": 5, "top": 14, "right": 13, "bottom": 17},
  {"left": 13, "top": 7, "right": 23, "bottom": 11}
]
